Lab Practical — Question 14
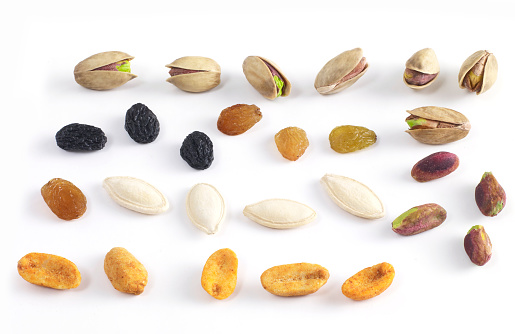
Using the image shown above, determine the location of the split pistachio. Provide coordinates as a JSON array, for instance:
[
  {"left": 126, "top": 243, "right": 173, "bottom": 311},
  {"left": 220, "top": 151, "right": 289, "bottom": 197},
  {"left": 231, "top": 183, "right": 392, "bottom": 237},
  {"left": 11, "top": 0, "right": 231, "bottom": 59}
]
[
  {"left": 314, "top": 47, "right": 368, "bottom": 95},
  {"left": 458, "top": 50, "right": 498, "bottom": 95},
  {"left": 166, "top": 56, "right": 221, "bottom": 93},
  {"left": 403, "top": 48, "right": 439, "bottom": 89},
  {"left": 242, "top": 56, "right": 291, "bottom": 100},
  {"left": 405, "top": 106, "right": 471, "bottom": 145},
  {"left": 74, "top": 51, "right": 137, "bottom": 90}
]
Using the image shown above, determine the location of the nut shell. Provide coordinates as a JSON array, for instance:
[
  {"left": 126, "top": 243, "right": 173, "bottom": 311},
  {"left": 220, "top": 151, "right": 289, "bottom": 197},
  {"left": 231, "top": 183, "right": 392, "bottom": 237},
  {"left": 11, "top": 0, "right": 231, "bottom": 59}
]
[
  {"left": 404, "top": 48, "right": 439, "bottom": 89},
  {"left": 242, "top": 56, "right": 291, "bottom": 100},
  {"left": 458, "top": 50, "right": 498, "bottom": 95},
  {"left": 166, "top": 56, "right": 221, "bottom": 93},
  {"left": 314, "top": 47, "right": 368, "bottom": 94},
  {"left": 74, "top": 51, "right": 136, "bottom": 90}
]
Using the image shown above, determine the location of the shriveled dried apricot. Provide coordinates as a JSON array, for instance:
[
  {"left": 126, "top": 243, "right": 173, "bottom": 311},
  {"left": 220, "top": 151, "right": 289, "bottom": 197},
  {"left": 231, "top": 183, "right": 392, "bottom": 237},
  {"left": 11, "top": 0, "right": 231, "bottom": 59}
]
[
  {"left": 217, "top": 104, "right": 262, "bottom": 135},
  {"left": 41, "top": 178, "right": 87, "bottom": 220},
  {"left": 341, "top": 262, "right": 394, "bottom": 300},
  {"left": 329, "top": 125, "right": 376, "bottom": 153},
  {"left": 274, "top": 127, "right": 309, "bottom": 161}
]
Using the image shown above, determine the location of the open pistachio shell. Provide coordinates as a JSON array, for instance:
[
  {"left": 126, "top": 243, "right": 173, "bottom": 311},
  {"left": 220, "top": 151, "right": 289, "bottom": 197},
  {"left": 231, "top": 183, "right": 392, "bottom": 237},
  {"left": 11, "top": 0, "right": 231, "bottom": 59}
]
[
  {"left": 74, "top": 51, "right": 137, "bottom": 90},
  {"left": 405, "top": 106, "right": 471, "bottom": 145},
  {"left": 404, "top": 48, "right": 439, "bottom": 89},
  {"left": 314, "top": 48, "right": 368, "bottom": 95},
  {"left": 242, "top": 56, "right": 291, "bottom": 100},
  {"left": 166, "top": 56, "right": 221, "bottom": 93},
  {"left": 458, "top": 50, "right": 498, "bottom": 95}
]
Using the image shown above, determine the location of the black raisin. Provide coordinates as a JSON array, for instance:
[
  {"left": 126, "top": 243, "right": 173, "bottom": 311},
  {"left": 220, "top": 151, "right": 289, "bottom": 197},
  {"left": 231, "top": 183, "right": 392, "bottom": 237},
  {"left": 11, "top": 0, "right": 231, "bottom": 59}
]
[
  {"left": 125, "top": 103, "right": 160, "bottom": 144},
  {"left": 180, "top": 131, "right": 214, "bottom": 170},
  {"left": 55, "top": 123, "right": 107, "bottom": 151}
]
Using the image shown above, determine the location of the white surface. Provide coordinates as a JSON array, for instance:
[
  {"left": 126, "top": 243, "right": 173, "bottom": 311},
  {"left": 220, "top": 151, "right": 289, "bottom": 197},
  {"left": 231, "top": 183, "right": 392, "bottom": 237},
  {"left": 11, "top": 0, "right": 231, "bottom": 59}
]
[{"left": 3, "top": 1, "right": 514, "bottom": 333}]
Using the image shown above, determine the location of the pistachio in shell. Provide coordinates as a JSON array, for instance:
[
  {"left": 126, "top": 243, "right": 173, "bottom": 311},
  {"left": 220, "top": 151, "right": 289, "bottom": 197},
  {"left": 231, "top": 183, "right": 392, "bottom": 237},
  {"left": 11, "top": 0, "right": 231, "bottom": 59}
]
[
  {"left": 314, "top": 47, "right": 368, "bottom": 95},
  {"left": 242, "top": 56, "right": 291, "bottom": 100},
  {"left": 405, "top": 106, "right": 471, "bottom": 145},
  {"left": 403, "top": 48, "right": 439, "bottom": 89},
  {"left": 166, "top": 56, "right": 221, "bottom": 93},
  {"left": 458, "top": 50, "right": 498, "bottom": 95},
  {"left": 74, "top": 51, "right": 137, "bottom": 90}
]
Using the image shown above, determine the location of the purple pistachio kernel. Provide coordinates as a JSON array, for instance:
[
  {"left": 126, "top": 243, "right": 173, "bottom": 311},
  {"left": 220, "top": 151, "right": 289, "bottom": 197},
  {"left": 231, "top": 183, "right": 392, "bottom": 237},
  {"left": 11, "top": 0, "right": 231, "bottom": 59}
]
[
  {"left": 411, "top": 152, "right": 459, "bottom": 182},
  {"left": 404, "top": 68, "right": 438, "bottom": 86},
  {"left": 464, "top": 225, "right": 492, "bottom": 266},
  {"left": 475, "top": 172, "right": 506, "bottom": 217},
  {"left": 392, "top": 203, "right": 447, "bottom": 236}
]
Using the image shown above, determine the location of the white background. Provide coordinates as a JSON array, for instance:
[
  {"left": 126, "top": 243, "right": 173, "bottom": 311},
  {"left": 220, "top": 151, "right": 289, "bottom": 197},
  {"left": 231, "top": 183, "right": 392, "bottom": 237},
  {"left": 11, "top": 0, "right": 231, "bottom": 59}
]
[{"left": 3, "top": 1, "right": 514, "bottom": 332}]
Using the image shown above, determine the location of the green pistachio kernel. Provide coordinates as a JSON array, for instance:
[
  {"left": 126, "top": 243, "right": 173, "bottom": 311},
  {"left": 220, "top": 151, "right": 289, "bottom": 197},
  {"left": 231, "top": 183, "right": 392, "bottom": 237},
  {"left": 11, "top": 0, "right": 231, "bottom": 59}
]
[
  {"left": 116, "top": 61, "right": 131, "bottom": 73},
  {"left": 273, "top": 75, "right": 284, "bottom": 97},
  {"left": 406, "top": 118, "right": 427, "bottom": 129}
]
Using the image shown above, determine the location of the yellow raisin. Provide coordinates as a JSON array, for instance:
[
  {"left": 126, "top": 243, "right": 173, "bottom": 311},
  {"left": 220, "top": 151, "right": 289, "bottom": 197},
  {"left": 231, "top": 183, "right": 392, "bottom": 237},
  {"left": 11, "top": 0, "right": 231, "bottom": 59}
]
[
  {"left": 329, "top": 125, "right": 376, "bottom": 153},
  {"left": 217, "top": 104, "right": 262, "bottom": 135},
  {"left": 274, "top": 127, "right": 309, "bottom": 161},
  {"left": 41, "top": 178, "right": 87, "bottom": 220}
]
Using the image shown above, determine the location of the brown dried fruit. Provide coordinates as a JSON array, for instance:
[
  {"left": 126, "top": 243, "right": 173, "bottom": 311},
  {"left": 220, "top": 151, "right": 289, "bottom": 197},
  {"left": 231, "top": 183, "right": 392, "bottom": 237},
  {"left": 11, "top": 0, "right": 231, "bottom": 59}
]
[
  {"left": 41, "top": 178, "right": 87, "bottom": 220},
  {"left": 17, "top": 252, "right": 81, "bottom": 289},
  {"left": 217, "top": 104, "right": 262, "bottom": 135},
  {"left": 341, "top": 262, "right": 395, "bottom": 300},
  {"left": 329, "top": 125, "right": 376, "bottom": 153},
  {"left": 201, "top": 248, "right": 238, "bottom": 300},
  {"left": 274, "top": 127, "right": 309, "bottom": 161},
  {"left": 260, "top": 263, "right": 329, "bottom": 297}
]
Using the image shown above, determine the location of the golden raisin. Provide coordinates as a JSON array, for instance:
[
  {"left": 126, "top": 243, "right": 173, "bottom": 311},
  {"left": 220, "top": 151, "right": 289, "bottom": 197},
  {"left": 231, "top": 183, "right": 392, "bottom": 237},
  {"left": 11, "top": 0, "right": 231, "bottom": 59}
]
[
  {"left": 217, "top": 104, "right": 262, "bottom": 135},
  {"left": 274, "top": 127, "right": 309, "bottom": 161},
  {"left": 329, "top": 125, "right": 376, "bottom": 153},
  {"left": 41, "top": 178, "right": 87, "bottom": 220},
  {"left": 341, "top": 262, "right": 395, "bottom": 300}
]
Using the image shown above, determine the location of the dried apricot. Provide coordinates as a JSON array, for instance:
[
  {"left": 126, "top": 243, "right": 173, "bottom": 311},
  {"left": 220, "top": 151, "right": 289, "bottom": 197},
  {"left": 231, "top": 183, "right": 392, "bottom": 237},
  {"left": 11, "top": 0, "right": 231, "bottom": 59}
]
[
  {"left": 329, "top": 125, "right": 376, "bottom": 153},
  {"left": 341, "top": 262, "right": 394, "bottom": 300},
  {"left": 41, "top": 178, "right": 87, "bottom": 220},
  {"left": 217, "top": 104, "right": 262, "bottom": 135},
  {"left": 274, "top": 127, "right": 309, "bottom": 161}
]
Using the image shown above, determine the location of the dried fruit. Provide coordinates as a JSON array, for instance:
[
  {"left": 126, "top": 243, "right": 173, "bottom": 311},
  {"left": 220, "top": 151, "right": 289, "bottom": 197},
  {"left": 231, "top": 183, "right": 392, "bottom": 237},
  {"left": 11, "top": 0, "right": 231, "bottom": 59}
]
[
  {"left": 329, "top": 125, "right": 376, "bottom": 153},
  {"left": 41, "top": 178, "right": 87, "bottom": 220},
  {"left": 125, "top": 103, "right": 160, "bottom": 144},
  {"left": 458, "top": 50, "right": 498, "bottom": 95},
  {"left": 74, "top": 51, "right": 137, "bottom": 90},
  {"left": 217, "top": 104, "right": 262, "bottom": 136},
  {"left": 186, "top": 183, "right": 226, "bottom": 235},
  {"left": 103, "top": 176, "right": 169, "bottom": 215},
  {"left": 104, "top": 247, "right": 148, "bottom": 295},
  {"left": 475, "top": 172, "right": 506, "bottom": 217},
  {"left": 392, "top": 203, "right": 446, "bottom": 236},
  {"left": 166, "top": 56, "right": 221, "bottom": 93},
  {"left": 411, "top": 151, "right": 459, "bottom": 182},
  {"left": 315, "top": 47, "right": 368, "bottom": 94},
  {"left": 260, "top": 263, "right": 329, "bottom": 297},
  {"left": 55, "top": 123, "right": 107, "bottom": 151},
  {"left": 242, "top": 56, "right": 291, "bottom": 100},
  {"left": 274, "top": 127, "right": 309, "bottom": 161},
  {"left": 405, "top": 106, "right": 470, "bottom": 145},
  {"left": 180, "top": 131, "right": 214, "bottom": 170},
  {"left": 18, "top": 252, "right": 81, "bottom": 289},
  {"left": 201, "top": 248, "right": 238, "bottom": 300},
  {"left": 464, "top": 225, "right": 492, "bottom": 266},
  {"left": 243, "top": 199, "right": 316, "bottom": 229},
  {"left": 341, "top": 262, "right": 395, "bottom": 301},
  {"left": 320, "top": 174, "right": 384, "bottom": 219}
]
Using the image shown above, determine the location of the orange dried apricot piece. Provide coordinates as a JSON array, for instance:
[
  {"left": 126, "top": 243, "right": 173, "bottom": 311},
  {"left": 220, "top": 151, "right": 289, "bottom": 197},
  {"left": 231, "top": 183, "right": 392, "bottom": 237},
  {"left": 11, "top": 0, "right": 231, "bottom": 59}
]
[
  {"left": 41, "top": 178, "right": 87, "bottom": 220},
  {"left": 341, "top": 262, "right": 394, "bottom": 300},
  {"left": 274, "top": 127, "right": 309, "bottom": 161}
]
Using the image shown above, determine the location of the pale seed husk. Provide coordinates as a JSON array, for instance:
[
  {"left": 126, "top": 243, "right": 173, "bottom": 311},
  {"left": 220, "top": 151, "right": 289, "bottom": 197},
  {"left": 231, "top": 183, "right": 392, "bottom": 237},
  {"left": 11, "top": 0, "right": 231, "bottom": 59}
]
[
  {"left": 186, "top": 183, "right": 226, "bottom": 235},
  {"left": 243, "top": 199, "right": 316, "bottom": 229},
  {"left": 242, "top": 56, "right": 291, "bottom": 100},
  {"left": 406, "top": 106, "right": 471, "bottom": 145},
  {"left": 314, "top": 47, "right": 368, "bottom": 95},
  {"left": 320, "top": 174, "right": 385, "bottom": 219},
  {"left": 458, "top": 50, "right": 498, "bottom": 95},
  {"left": 165, "top": 56, "right": 221, "bottom": 93},
  {"left": 404, "top": 48, "right": 439, "bottom": 89},
  {"left": 74, "top": 51, "right": 137, "bottom": 90}
]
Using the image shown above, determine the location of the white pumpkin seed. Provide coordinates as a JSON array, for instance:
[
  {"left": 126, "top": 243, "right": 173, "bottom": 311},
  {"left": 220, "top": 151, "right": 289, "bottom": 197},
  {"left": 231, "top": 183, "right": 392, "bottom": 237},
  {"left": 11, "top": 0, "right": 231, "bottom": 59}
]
[
  {"left": 320, "top": 174, "right": 384, "bottom": 219},
  {"left": 243, "top": 199, "right": 316, "bottom": 229},
  {"left": 186, "top": 183, "right": 226, "bottom": 234},
  {"left": 103, "top": 176, "right": 169, "bottom": 214}
]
